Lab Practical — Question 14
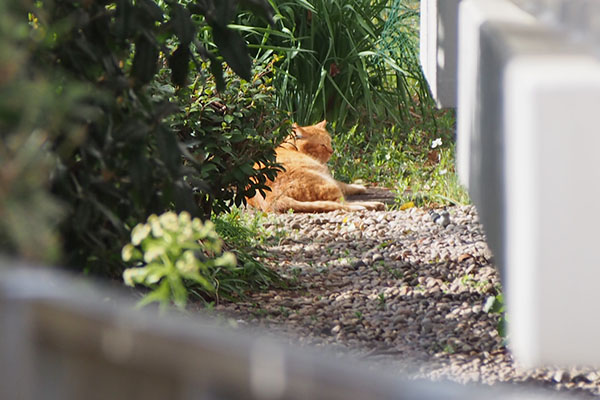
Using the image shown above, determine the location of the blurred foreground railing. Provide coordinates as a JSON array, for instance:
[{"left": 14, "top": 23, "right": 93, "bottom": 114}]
[
  {"left": 0, "top": 264, "right": 577, "bottom": 399},
  {"left": 420, "top": 0, "right": 600, "bottom": 368}
]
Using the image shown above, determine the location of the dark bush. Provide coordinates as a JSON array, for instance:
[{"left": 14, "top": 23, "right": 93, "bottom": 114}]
[
  {"left": 0, "top": 0, "right": 284, "bottom": 277},
  {"left": 157, "top": 56, "right": 289, "bottom": 217}
]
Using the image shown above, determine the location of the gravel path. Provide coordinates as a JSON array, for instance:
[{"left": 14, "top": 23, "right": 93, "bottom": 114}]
[{"left": 213, "top": 205, "right": 600, "bottom": 398}]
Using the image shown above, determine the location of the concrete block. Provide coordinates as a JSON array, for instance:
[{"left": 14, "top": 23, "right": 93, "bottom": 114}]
[
  {"left": 419, "top": 0, "right": 461, "bottom": 108},
  {"left": 504, "top": 47, "right": 600, "bottom": 368},
  {"left": 456, "top": 0, "right": 535, "bottom": 190},
  {"left": 457, "top": 0, "right": 600, "bottom": 367},
  {"left": 456, "top": 0, "right": 536, "bottom": 273}
]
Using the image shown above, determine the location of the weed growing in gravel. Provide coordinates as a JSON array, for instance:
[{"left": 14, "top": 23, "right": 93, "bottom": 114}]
[
  {"left": 443, "top": 343, "right": 456, "bottom": 354},
  {"left": 414, "top": 284, "right": 426, "bottom": 294},
  {"left": 460, "top": 273, "right": 491, "bottom": 293},
  {"left": 484, "top": 293, "right": 507, "bottom": 339},
  {"left": 279, "top": 306, "right": 291, "bottom": 318},
  {"left": 388, "top": 268, "right": 403, "bottom": 279},
  {"left": 377, "top": 293, "right": 387, "bottom": 310}
]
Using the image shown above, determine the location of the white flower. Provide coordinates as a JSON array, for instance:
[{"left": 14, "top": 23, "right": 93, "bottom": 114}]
[
  {"left": 215, "top": 252, "right": 237, "bottom": 268},
  {"left": 178, "top": 211, "right": 192, "bottom": 226},
  {"left": 122, "top": 244, "right": 135, "bottom": 262},
  {"left": 131, "top": 223, "right": 151, "bottom": 246},
  {"left": 431, "top": 138, "right": 442, "bottom": 149},
  {"left": 143, "top": 241, "right": 166, "bottom": 263},
  {"left": 159, "top": 211, "right": 179, "bottom": 232},
  {"left": 148, "top": 214, "right": 164, "bottom": 238},
  {"left": 123, "top": 268, "right": 145, "bottom": 286},
  {"left": 175, "top": 250, "right": 198, "bottom": 274},
  {"left": 123, "top": 269, "right": 136, "bottom": 286}
]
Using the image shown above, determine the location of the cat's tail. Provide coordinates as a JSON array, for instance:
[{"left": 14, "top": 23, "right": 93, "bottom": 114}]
[{"left": 270, "top": 196, "right": 384, "bottom": 213}]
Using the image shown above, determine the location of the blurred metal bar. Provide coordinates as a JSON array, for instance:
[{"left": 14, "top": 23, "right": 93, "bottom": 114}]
[{"left": 0, "top": 264, "right": 578, "bottom": 399}]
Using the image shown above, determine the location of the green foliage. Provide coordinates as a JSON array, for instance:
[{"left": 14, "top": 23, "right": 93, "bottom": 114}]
[
  {"left": 0, "top": 1, "right": 94, "bottom": 262},
  {"left": 484, "top": 292, "right": 507, "bottom": 339},
  {"left": 212, "top": 206, "right": 284, "bottom": 296},
  {"left": 237, "top": 0, "right": 428, "bottom": 128},
  {"left": 122, "top": 211, "right": 236, "bottom": 309},
  {"left": 158, "top": 57, "right": 290, "bottom": 216},
  {"left": 329, "top": 110, "right": 469, "bottom": 207},
  {"left": 231, "top": 0, "right": 468, "bottom": 207},
  {"left": 122, "top": 208, "right": 284, "bottom": 309},
  {"left": 1, "top": 0, "right": 281, "bottom": 276}
]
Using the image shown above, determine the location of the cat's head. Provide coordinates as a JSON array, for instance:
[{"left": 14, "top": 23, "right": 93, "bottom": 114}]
[{"left": 288, "top": 120, "right": 334, "bottom": 163}]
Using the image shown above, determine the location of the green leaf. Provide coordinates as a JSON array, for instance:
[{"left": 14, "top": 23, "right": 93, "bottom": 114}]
[
  {"left": 169, "top": 45, "right": 190, "bottom": 87},
  {"left": 182, "top": 271, "right": 215, "bottom": 293},
  {"left": 138, "top": 0, "right": 164, "bottom": 26},
  {"left": 132, "top": 33, "right": 159, "bottom": 85},
  {"left": 211, "top": 26, "right": 251, "bottom": 81},
  {"left": 155, "top": 125, "right": 181, "bottom": 176},
  {"left": 136, "top": 280, "right": 171, "bottom": 308},
  {"left": 170, "top": 3, "right": 195, "bottom": 45},
  {"left": 115, "top": 0, "right": 135, "bottom": 39},
  {"left": 239, "top": 0, "right": 275, "bottom": 26},
  {"left": 239, "top": 162, "right": 255, "bottom": 176},
  {"left": 206, "top": 0, "right": 237, "bottom": 28},
  {"left": 168, "top": 272, "right": 188, "bottom": 308},
  {"left": 200, "top": 163, "right": 218, "bottom": 175}
]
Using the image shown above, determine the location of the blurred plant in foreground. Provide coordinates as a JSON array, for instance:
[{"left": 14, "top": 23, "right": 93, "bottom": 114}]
[
  {"left": 122, "top": 211, "right": 236, "bottom": 309},
  {"left": 0, "top": 0, "right": 92, "bottom": 263}
]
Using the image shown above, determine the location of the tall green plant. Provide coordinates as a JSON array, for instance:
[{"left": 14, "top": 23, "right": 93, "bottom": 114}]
[{"left": 236, "top": 0, "right": 429, "bottom": 128}]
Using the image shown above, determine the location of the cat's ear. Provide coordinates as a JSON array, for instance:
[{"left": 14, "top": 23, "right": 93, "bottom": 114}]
[{"left": 316, "top": 120, "right": 327, "bottom": 128}]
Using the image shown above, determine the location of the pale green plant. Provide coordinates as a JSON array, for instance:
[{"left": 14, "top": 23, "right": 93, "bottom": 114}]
[
  {"left": 484, "top": 292, "right": 507, "bottom": 339},
  {"left": 122, "top": 211, "right": 236, "bottom": 309}
]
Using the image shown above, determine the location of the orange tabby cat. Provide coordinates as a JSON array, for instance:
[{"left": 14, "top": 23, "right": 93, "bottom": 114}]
[{"left": 247, "top": 120, "right": 385, "bottom": 213}]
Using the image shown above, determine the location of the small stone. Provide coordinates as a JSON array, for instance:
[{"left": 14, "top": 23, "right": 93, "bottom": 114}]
[
  {"left": 586, "top": 371, "right": 600, "bottom": 382},
  {"left": 552, "top": 370, "right": 566, "bottom": 383}
]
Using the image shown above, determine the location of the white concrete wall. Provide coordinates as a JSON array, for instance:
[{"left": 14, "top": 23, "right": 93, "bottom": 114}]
[
  {"left": 456, "top": 0, "right": 536, "bottom": 277},
  {"left": 419, "top": 0, "right": 461, "bottom": 108},
  {"left": 504, "top": 52, "right": 600, "bottom": 367},
  {"left": 423, "top": 0, "right": 600, "bottom": 367}
]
